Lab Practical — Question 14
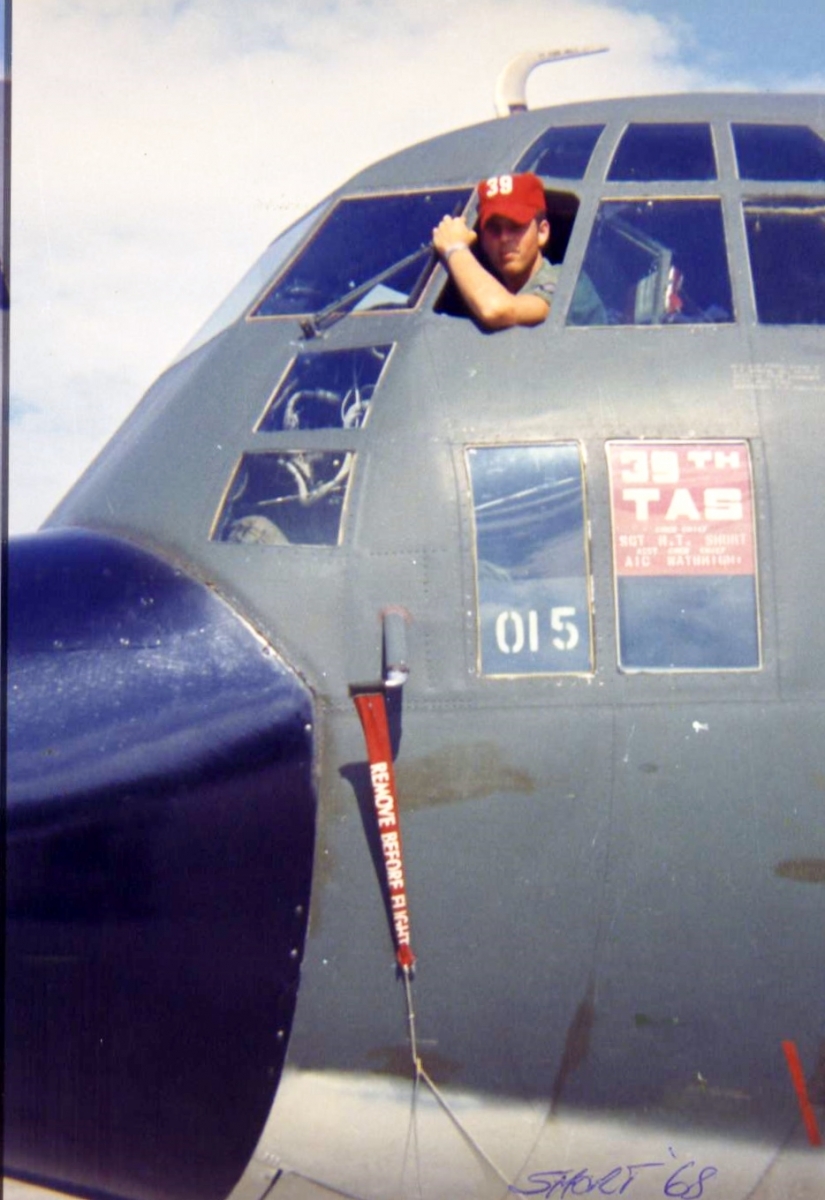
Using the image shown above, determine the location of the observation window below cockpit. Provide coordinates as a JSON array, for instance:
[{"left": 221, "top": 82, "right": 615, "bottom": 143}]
[
  {"left": 568, "top": 199, "right": 733, "bottom": 326},
  {"left": 732, "top": 124, "right": 825, "bottom": 182},
  {"left": 607, "top": 441, "right": 760, "bottom": 671},
  {"left": 515, "top": 124, "right": 605, "bottom": 179},
  {"left": 211, "top": 451, "right": 353, "bottom": 546},
  {"left": 251, "top": 189, "right": 471, "bottom": 322},
  {"left": 467, "top": 443, "right": 592, "bottom": 676},
  {"left": 744, "top": 199, "right": 825, "bottom": 325},
  {"left": 607, "top": 124, "right": 716, "bottom": 182},
  {"left": 257, "top": 345, "right": 393, "bottom": 432}
]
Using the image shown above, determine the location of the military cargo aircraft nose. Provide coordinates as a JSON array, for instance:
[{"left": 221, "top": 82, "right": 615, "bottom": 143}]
[
  {"left": 5, "top": 529, "right": 317, "bottom": 1200},
  {"left": 8, "top": 86, "right": 825, "bottom": 1200}
]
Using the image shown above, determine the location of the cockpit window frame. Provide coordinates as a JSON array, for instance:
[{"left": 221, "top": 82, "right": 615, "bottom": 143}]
[{"left": 247, "top": 186, "right": 474, "bottom": 324}]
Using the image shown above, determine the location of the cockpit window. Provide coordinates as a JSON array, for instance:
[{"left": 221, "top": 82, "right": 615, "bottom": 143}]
[
  {"left": 252, "top": 189, "right": 471, "bottom": 320},
  {"left": 607, "top": 124, "right": 716, "bottom": 182},
  {"left": 212, "top": 451, "right": 353, "bottom": 546},
  {"left": 732, "top": 124, "right": 825, "bottom": 182},
  {"left": 515, "top": 124, "right": 605, "bottom": 179},
  {"left": 744, "top": 199, "right": 825, "bottom": 325},
  {"left": 467, "top": 444, "right": 592, "bottom": 676},
  {"left": 257, "top": 345, "right": 393, "bottom": 432},
  {"left": 569, "top": 199, "right": 733, "bottom": 326}
]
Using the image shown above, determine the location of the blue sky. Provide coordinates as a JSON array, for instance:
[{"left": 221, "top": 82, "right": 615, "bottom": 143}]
[
  {"left": 615, "top": 0, "right": 824, "bottom": 86},
  {"left": 8, "top": 0, "right": 825, "bottom": 533}
]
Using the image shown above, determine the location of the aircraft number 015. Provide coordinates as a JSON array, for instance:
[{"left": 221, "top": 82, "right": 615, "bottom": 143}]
[{"left": 495, "top": 607, "right": 579, "bottom": 655}]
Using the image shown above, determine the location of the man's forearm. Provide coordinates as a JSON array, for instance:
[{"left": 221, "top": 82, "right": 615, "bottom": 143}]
[{"left": 444, "top": 246, "right": 549, "bottom": 329}]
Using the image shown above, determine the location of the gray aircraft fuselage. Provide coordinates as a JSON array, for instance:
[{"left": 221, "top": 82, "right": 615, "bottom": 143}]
[{"left": 6, "top": 92, "right": 825, "bottom": 1200}]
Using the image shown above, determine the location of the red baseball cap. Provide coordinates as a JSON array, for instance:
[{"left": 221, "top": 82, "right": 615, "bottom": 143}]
[{"left": 477, "top": 172, "right": 546, "bottom": 230}]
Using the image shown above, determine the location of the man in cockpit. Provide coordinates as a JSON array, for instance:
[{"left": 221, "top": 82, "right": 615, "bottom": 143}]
[
  {"left": 433, "top": 171, "right": 604, "bottom": 330},
  {"left": 432, "top": 172, "right": 556, "bottom": 331}
]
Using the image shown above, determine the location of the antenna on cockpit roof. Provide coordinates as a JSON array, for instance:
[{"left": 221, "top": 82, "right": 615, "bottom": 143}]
[{"left": 494, "top": 47, "right": 609, "bottom": 117}]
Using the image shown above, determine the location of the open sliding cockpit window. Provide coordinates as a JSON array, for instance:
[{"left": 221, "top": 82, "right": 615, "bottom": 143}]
[{"left": 434, "top": 186, "right": 595, "bottom": 319}]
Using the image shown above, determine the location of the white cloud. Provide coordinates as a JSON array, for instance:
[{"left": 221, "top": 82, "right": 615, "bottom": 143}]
[{"left": 9, "top": 0, "right": 715, "bottom": 532}]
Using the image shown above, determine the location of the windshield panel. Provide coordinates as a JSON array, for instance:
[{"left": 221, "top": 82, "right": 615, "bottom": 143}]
[
  {"left": 608, "top": 124, "right": 716, "bottom": 182},
  {"left": 252, "top": 189, "right": 471, "bottom": 318},
  {"left": 515, "top": 124, "right": 605, "bottom": 180},
  {"left": 569, "top": 199, "right": 733, "bottom": 326},
  {"left": 733, "top": 124, "right": 825, "bottom": 182}
]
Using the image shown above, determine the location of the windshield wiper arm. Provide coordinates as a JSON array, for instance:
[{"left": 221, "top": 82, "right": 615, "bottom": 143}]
[{"left": 299, "top": 244, "right": 433, "bottom": 339}]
